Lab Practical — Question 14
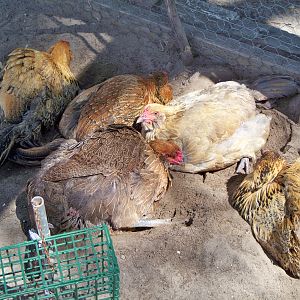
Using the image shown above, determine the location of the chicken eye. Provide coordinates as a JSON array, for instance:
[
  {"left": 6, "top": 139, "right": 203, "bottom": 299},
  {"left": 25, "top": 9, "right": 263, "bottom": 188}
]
[{"left": 153, "top": 112, "right": 159, "bottom": 116}]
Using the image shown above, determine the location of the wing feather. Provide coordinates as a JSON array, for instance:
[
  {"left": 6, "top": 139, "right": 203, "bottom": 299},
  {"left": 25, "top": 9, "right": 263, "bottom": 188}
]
[
  {"left": 232, "top": 152, "right": 300, "bottom": 277},
  {"left": 28, "top": 126, "right": 170, "bottom": 230},
  {"left": 75, "top": 75, "right": 149, "bottom": 140},
  {"left": 0, "top": 47, "right": 77, "bottom": 123}
]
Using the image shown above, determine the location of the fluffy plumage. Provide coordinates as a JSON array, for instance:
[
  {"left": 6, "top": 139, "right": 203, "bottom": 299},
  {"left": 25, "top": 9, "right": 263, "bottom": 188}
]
[
  {"left": 59, "top": 72, "right": 173, "bottom": 140},
  {"left": 27, "top": 126, "right": 182, "bottom": 232},
  {"left": 232, "top": 151, "right": 300, "bottom": 278},
  {"left": 137, "top": 81, "right": 271, "bottom": 173},
  {"left": 0, "top": 40, "right": 79, "bottom": 165}
]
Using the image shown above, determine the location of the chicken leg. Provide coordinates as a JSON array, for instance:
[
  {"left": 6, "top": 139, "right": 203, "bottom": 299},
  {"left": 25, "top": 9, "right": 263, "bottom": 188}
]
[{"left": 236, "top": 157, "right": 251, "bottom": 174}]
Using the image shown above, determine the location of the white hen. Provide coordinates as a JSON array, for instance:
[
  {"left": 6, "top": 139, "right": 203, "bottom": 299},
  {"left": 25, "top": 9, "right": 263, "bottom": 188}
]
[{"left": 137, "top": 81, "right": 271, "bottom": 173}]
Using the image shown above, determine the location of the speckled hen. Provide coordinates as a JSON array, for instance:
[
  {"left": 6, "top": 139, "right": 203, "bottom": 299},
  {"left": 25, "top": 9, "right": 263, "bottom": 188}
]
[
  {"left": 232, "top": 151, "right": 300, "bottom": 278},
  {"left": 27, "top": 125, "right": 183, "bottom": 233}
]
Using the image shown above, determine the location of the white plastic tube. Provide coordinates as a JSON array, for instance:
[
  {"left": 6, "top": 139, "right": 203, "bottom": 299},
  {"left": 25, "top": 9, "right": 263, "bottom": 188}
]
[{"left": 31, "top": 196, "right": 51, "bottom": 238}]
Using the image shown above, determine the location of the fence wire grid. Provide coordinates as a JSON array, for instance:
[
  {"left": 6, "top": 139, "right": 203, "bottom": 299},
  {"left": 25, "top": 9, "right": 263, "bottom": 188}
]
[{"left": 123, "top": 0, "right": 300, "bottom": 79}]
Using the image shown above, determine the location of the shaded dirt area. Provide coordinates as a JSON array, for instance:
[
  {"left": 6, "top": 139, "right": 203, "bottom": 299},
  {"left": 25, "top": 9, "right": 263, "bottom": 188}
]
[{"left": 0, "top": 1, "right": 300, "bottom": 299}]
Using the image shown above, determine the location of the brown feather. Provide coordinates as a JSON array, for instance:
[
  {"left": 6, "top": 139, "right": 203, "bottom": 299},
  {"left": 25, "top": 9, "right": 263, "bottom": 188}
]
[
  {"left": 232, "top": 151, "right": 300, "bottom": 278},
  {"left": 149, "top": 139, "right": 180, "bottom": 157},
  {"left": 0, "top": 41, "right": 77, "bottom": 122},
  {"left": 0, "top": 40, "right": 79, "bottom": 165},
  {"left": 27, "top": 126, "right": 171, "bottom": 231},
  {"left": 59, "top": 72, "right": 173, "bottom": 141}
]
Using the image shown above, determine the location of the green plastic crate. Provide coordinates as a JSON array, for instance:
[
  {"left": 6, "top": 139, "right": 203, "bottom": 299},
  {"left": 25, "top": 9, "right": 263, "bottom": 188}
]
[{"left": 0, "top": 225, "right": 119, "bottom": 299}]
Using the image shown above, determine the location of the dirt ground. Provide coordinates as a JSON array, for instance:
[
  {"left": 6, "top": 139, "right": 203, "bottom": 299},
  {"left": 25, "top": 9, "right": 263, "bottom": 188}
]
[{"left": 0, "top": 1, "right": 300, "bottom": 299}]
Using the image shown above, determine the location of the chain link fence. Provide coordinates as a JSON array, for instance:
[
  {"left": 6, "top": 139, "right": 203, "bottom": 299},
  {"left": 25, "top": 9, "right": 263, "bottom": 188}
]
[
  {"left": 119, "top": 0, "right": 300, "bottom": 80},
  {"left": 1, "top": 0, "right": 299, "bottom": 82}
]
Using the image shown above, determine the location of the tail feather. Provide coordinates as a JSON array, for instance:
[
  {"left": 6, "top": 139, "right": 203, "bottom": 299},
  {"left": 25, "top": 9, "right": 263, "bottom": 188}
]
[
  {"left": 0, "top": 120, "right": 41, "bottom": 166},
  {"left": 255, "top": 219, "right": 300, "bottom": 278},
  {"left": 0, "top": 124, "right": 17, "bottom": 166},
  {"left": 0, "top": 87, "right": 65, "bottom": 166},
  {"left": 9, "top": 138, "right": 65, "bottom": 166},
  {"left": 250, "top": 75, "right": 300, "bottom": 101}
]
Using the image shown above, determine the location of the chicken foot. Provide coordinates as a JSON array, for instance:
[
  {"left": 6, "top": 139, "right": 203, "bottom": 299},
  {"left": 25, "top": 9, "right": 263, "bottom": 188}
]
[{"left": 236, "top": 157, "right": 251, "bottom": 174}]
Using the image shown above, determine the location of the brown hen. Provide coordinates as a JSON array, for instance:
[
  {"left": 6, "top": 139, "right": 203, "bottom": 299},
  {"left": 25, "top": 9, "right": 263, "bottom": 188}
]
[
  {"left": 59, "top": 72, "right": 173, "bottom": 140},
  {"left": 27, "top": 125, "right": 183, "bottom": 233},
  {"left": 232, "top": 151, "right": 300, "bottom": 278},
  {"left": 0, "top": 40, "right": 79, "bottom": 165}
]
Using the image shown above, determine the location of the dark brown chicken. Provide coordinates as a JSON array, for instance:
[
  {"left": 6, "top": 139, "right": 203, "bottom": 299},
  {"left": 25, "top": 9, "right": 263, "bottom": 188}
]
[
  {"left": 27, "top": 125, "right": 183, "bottom": 233},
  {"left": 0, "top": 40, "right": 79, "bottom": 165},
  {"left": 59, "top": 72, "right": 173, "bottom": 140},
  {"left": 232, "top": 151, "right": 300, "bottom": 278}
]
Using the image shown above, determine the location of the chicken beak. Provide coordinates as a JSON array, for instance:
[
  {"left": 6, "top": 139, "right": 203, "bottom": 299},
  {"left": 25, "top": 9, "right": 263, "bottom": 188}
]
[{"left": 136, "top": 115, "right": 144, "bottom": 124}]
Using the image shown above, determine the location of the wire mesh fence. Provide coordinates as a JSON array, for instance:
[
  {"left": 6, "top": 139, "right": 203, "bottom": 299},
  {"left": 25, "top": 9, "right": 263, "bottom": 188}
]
[{"left": 120, "top": 0, "right": 300, "bottom": 80}]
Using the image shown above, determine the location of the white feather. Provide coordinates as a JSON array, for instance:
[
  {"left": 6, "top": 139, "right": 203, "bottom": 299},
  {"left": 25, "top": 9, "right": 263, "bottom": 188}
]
[
  {"left": 168, "top": 81, "right": 250, "bottom": 109},
  {"left": 143, "top": 81, "right": 271, "bottom": 173}
]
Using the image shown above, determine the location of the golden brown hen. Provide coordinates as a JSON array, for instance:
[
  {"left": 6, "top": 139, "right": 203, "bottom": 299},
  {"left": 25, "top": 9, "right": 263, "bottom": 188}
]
[
  {"left": 10, "top": 72, "right": 172, "bottom": 165},
  {"left": 0, "top": 40, "right": 79, "bottom": 165},
  {"left": 59, "top": 72, "right": 173, "bottom": 140},
  {"left": 232, "top": 151, "right": 300, "bottom": 278},
  {"left": 27, "top": 125, "right": 183, "bottom": 233}
]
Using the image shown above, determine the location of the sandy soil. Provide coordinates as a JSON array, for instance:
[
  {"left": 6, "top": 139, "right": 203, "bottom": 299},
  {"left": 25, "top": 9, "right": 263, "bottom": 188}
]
[{"left": 0, "top": 1, "right": 300, "bottom": 299}]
